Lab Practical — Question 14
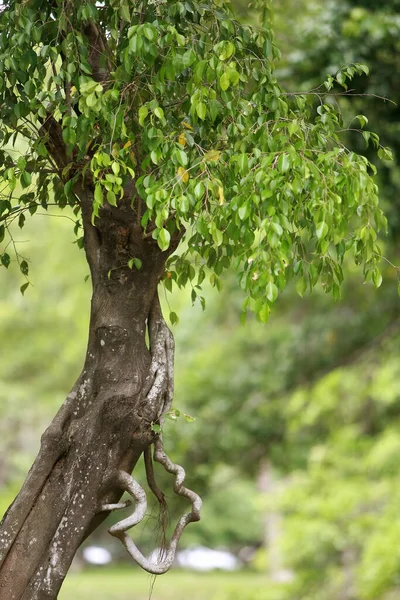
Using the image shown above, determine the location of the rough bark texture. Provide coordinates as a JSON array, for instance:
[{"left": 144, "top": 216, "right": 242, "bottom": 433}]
[{"left": 0, "top": 190, "right": 179, "bottom": 599}]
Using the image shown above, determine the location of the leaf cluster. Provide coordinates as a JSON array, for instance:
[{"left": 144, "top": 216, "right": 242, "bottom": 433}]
[{"left": 0, "top": 0, "right": 387, "bottom": 315}]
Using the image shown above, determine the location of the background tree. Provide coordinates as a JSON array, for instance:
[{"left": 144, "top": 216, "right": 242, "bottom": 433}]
[{"left": 0, "top": 1, "right": 388, "bottom": 598}]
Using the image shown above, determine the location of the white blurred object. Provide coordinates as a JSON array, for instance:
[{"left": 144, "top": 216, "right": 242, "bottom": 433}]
[
  {"left": 82, "top": 546, "right": 112, "bottom": 565},
  {"left": 176, "top": 546, "right": 239, "bottom": 571}
]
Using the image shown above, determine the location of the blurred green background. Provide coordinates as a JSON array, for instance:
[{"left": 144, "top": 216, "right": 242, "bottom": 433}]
[{"left": 2, "top": 1, "right": 400, "bottom": 599}]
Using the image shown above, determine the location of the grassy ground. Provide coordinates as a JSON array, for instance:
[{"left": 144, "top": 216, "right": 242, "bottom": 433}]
[{"left": 60, "top": 568, "right": 275, "bottom": 600}]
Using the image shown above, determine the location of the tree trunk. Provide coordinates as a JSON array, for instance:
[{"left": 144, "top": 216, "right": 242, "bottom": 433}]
[{"left": 0, "top": 193, "right": 177, "bottom": 599}]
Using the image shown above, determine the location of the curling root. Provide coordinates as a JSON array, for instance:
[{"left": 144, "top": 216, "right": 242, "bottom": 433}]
[{"left": 102, "top": 438, "right": 202, "bottom": 575}]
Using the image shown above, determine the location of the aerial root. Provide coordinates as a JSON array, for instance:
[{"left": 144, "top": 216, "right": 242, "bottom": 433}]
[
  {"left": 100, "top": 438, "right": 202, "bottom": 575},
  {"left": 142, "top": 292, "right": 175, "bottom": 422},
  {"left": 144, "top": 446, "right": 169, "bottom": 553}
]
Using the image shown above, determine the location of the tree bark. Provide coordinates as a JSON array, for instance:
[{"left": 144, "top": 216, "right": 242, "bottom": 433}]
[{"left": 0, "top": 192, "right": 177, "bottom": 599}]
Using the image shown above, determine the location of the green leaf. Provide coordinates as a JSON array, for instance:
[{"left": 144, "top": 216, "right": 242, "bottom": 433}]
[
  {"left": 196, "top": 102, "right": 207, "bottom": 120},
  {"left": 372, "top": 269, "right": 382, "bottom": 288},
  {"left": 166, "top": 408, "right": 181, "bottom": 420},
  {"left": 266, "top": 282, "right": 278, "bottom": 303},
  {"left": 20, "top": 282, "right": 29, "bottom": 295},
  {"left": 219, "top": 72, "right": 230, "bottom": 91},
  {"left": 277, "top": 153, "right": 290, "bottom": 173},
  {"left": 138, "top": 106, "right": 149, "bottom": 126},
  {"left": 7, "top": 169, "right": 16, "bottom": 191},
  {"left": 238, "top": 154, "right": 249, "bottom": 175},
  {"left": 296, "top": 277, "right": 307, "bottom": 297},
  {"left": 336, "top": 71, "right": 347, "bottom": 88},
  {"left": 219, "top": 41, "right": 235, "bottom": 61},
  {"left": 86, "top": 93, "right": 97, "bottom": 107},
  {"left": 169, "top": 311, "right": 179, "bottom": 325},
  {"left": 182, "top": 49, "right": 196, "bottom": 67},
  {"left": 119, "top": 3, "right": 130, "bottom": 22},
  {"left": 20, "top": 260, "right": 29, "bottom": 275},
  {"left": 178, "top": 195, "right": 189, "bottom": 213},
  {"left": 62, "top": 127, "right": 76, "bottom": 146},
  {"left": 212, "top": 228, "right": 223, "bottom": 247},
  {"left": 271, "top": 222, "right": 283, "bottom": 237},
  {"left": 194, "top": 182, "right": 205, "bottom": 199},
  {"left": 175, "top": 148, "right": 188, "bottom": 167},
  {"left": 107, "top": 190, "right": 117, "bottom": 206},
  {"left": 183, "top": 412, "right": 196, "bottom": 423},
  {"left": 362, "top": 131, "right": 371, "bottom": 147},
  {"left": 17, "top": 157, "right": 26, "bottom": 171},
  {"left": 127, "top": 257, "right": 142, "bottom": 270},
  {"left": 154, "top": 107, "right": 164, "bottom": 120},
  {"left": 238, "top": 201, "right": 250, "bottom": 221},
  {"left": 143, "top": 25, "right": 156, "bottom": 41},
  {"left": 378, "top": 147, "right": 393, "bottom": 161},
  {"left": 20, "top": 171, "right": 31, "bottom": 189},
  {"left": 316, "top": 221, "right": 329, "bottom": 240},
  {"left": 158, "top": 228, "right": 171, "bottom": 251},
  {"left": 259, "top": 303, "right": 270, "bottom": 323},
  {"left": 1, "top": 253, "right": 10, "bottom": 268},
  {"left": 94, "top": 184, "right": 103, "bottom": 205},
  {"left": 356, "top": 115, "right": 368, "bottom": 128}
]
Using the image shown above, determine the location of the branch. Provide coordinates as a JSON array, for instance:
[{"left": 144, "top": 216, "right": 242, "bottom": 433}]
[
  {"left": 78, "top": 185, "right": 102, "bottom": 275},
  {"left": 38, "top": 114, "right": 68, "bottom": 170},
  {"left": 101, "top": 438, "right": 202, "bottom": 575},
  {"left": 84, "top": 21, "right": 113, "bottom": 83}
]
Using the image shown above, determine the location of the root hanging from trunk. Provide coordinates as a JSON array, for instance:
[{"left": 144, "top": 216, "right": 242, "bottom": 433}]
[
  {"left": 144, "top": 445, "right": 169, "bottom": 552},
  {"left": 97, "top": 291, "right": 202, "bottom": 575},
  {"left": 139, "top": 292, "right": 175, "bottom": 425},
  {"left": 99, "top": 438, "right": 202, "bottom": 575}
]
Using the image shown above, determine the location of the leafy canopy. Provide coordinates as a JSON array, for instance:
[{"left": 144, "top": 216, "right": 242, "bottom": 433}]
[{"left": 0, "top": 0, "right": 388, "bottom": 318}]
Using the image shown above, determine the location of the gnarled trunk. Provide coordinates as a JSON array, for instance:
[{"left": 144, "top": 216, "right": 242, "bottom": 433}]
[{"left": 0, "top": 194, "right": 178, "bottom": 599}]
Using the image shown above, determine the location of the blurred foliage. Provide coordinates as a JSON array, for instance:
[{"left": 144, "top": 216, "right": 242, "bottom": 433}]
[
  {"left": 0, "top": 212, "right": 90, "bottom": 514},
  {"left": 269, "top": 0, "right": 400, "bottom": 238},
  {"left": 2, "top": 1, "right": 400, "bottom": 599}
]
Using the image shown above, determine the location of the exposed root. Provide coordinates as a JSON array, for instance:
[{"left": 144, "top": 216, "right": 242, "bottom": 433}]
[
  {"left": 100, "top": 500, "right": 131, "bottom": 512},
  {"left": 100, "top": 291, "right": 200, "bottom": 574},
  {"left": 101, "top": 438, "right": 202, "bottom": 575}
]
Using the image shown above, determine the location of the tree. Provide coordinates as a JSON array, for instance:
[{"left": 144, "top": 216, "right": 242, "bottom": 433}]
[{"left": 0, "top": 1, "right": 388, "bottom": 598}]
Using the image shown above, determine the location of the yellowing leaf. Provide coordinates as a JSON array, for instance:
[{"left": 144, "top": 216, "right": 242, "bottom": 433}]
[
  {"left": 112, "top": 143, "right": 119, "bottom": 158},
  {"left": 181, "top": 121, "right": 193, "bottom": 131},
  {"left": 70, "top": 85, "right": 77, "bottom": 95},
  {"left": 178, "top": 133, "right": 186, "bottom": 146},
  {"left": 177, "top": 166, "right": 189, "bottom": 184},
  {"left": 123, "top": 140, "right": 132, "bottom": 150},
  {"left": 218, "top": 186, "right": 224, "bottom": 205},
  {"left": 203, "top": 149, "right": 221, "bottom": 162}
]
